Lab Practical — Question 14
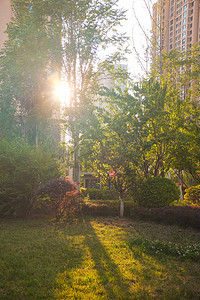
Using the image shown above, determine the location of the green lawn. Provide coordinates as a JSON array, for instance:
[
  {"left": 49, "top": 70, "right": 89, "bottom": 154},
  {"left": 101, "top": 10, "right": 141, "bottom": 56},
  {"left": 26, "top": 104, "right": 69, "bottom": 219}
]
[{"left": 0, "top": 217, "right": 200, "bottom": 299}]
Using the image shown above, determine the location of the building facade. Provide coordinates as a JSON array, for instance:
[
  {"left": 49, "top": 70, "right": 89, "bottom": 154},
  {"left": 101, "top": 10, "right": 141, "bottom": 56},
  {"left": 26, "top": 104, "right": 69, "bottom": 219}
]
[
  {"left": 152, "top": 0, "right": 200, "bottom": 55},
  {"left": 0, "top": 0, "right": 13, "bottom": 49}
]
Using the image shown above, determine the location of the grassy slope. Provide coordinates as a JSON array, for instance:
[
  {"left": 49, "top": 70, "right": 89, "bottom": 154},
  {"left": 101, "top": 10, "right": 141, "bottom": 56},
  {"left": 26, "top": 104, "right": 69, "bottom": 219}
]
[{"left": 0, "top": 217, "right": 200, "bottom": 299}]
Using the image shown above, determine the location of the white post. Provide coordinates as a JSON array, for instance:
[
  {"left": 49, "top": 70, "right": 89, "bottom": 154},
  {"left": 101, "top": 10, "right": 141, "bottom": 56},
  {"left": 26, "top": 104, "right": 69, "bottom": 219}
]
[{"left": 120, "top": 196, "right": 124, "bottom": 218}]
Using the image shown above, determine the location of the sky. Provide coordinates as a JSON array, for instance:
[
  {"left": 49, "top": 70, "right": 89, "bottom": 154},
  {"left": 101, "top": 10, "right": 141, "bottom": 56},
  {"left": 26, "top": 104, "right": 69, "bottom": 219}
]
[{"left": 118, "top": 0, "right": 156, "bottom": 77}]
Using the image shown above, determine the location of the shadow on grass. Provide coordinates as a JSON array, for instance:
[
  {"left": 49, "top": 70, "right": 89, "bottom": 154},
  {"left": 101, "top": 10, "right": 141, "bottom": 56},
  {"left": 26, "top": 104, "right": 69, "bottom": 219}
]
[
  {"left": 126, "top": 238, "right": 200, "bottom": 300},
  {"left": 54, "top": 217, "right": 132, "bottom": 299},
  {"left": 0, "top": 219, "right": 84, "bottom": 300},
  {"left": 83, "top": 219, "right": 132, "bottom": 299}
]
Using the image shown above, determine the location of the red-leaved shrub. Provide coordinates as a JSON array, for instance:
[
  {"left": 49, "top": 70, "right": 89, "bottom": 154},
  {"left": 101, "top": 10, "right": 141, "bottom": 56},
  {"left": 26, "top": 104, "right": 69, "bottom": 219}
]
[{"left": 33, "top": 177, "right": 79, "bottom": 222}]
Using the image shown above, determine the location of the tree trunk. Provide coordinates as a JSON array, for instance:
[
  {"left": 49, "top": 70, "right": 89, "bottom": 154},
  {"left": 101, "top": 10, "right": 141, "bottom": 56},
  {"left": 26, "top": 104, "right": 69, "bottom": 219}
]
[
  {"left": 120, "top": 195, "right": 124, "bottom": 218},
  {"left": 178, "top": 170, "right": 184, "bottom": 201}
]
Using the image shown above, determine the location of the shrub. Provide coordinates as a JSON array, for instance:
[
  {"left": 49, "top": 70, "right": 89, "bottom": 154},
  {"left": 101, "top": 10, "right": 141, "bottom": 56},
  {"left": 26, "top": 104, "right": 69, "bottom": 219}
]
[
  {"left": 184, "top": 185, "right": 200, "bottom": 206},
  {"left": 81, "top": 200, "right": 134, "bottom": 217},
  {"left": 136, "top": 177, "right": 179, "bottom": 207},
  {"left": 0, "top": 139, "right": 60, "bottom": 217},
  {"left": 85, "top": 188, "right": 118, "bottom": 200},
  {"left": 129, "top": 206, "right": 200, "bottom": 230},
  {"left": 34, "top": 177, "right": 79, "bottom": 222}
]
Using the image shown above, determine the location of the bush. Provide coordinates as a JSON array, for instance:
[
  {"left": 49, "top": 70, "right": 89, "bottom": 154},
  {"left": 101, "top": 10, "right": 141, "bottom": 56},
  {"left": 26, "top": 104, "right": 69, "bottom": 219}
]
[
  {"left": 136, "top": 177, "right": 179, "bottom": 207},
  {"left": 0, "top": 139, "right": 60, "bottom": 217},
  {"left": 129, "top": 206, "right": 200, "bottom": 230},
  {"left": 34, "top": 177, "right": 79, "bottom": 222},
  {"left": 84, "top": 188, "right": 118, "bottom": 200},
  {"left": 81, "top": 200, "right": 135, "bottom": 217},
  {"left": 184, "top": 185, "right": 200, "bottom": 206}
]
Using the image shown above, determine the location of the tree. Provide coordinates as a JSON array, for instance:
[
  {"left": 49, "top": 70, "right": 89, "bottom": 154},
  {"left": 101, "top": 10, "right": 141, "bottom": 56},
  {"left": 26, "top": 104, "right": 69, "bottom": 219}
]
[
  {"left": 58, "top": 0, "right": 128, "bottom": 185},
  {"left": 0, "top": 0, "right": 128, "bottom": 184},
  {"left": 0, "top": 0, "right": 60, "bottom": 145}
]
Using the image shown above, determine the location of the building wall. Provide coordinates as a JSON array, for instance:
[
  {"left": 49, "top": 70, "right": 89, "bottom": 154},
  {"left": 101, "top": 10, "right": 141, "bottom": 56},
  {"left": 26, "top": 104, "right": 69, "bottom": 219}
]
[
  {"left": 153, "top": 0, "right": 200, "bottom": 54},
  {"left": 0, "top": 0, "right": 13, "bottom": 49}
]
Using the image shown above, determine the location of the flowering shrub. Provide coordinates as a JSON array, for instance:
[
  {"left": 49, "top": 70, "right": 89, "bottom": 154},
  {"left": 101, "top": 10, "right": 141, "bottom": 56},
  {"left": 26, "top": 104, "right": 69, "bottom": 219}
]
[
  {"left": 34, "top": 177, "right": 79, "bottom": 222},
  {"left": 184, "top": 185, "right": 200, "bottom": 206},
  {"left": 127, "top": 239, "right": 200, "bottom": 261}
]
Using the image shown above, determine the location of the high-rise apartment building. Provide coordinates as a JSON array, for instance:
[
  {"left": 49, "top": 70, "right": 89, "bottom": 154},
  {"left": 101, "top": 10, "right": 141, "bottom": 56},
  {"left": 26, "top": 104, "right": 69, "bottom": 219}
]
[
  {"left": 0, "top": 0, "right": 13, "bottom": 49},
  {"left": 152, "top": 0, "right": 200, "bottom": 55}
]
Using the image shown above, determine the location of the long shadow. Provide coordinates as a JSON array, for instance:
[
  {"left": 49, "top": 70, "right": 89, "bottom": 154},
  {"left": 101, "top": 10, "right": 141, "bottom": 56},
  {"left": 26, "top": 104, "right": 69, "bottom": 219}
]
[{"left": 81, "top": 218, "right": 132, "bottom": 299}]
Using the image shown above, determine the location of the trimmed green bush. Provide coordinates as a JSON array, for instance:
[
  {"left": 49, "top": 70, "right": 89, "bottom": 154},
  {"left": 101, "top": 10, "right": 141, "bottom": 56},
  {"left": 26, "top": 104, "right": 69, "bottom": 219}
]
[
  {"left": 184, "top": 185, "right": 200, "bottom": 206},
  {"left": 136, "top": 177, "right": 179, "bottom": 207},
  {"left": 85, "top": 188, "right": 118, "bottom": 200}
]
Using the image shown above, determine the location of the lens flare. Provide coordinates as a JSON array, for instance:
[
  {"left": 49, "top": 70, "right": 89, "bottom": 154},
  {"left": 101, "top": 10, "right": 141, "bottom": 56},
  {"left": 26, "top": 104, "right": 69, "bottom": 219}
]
[{"left": 55, "top": 83, "right": 70, "bottom": 106}]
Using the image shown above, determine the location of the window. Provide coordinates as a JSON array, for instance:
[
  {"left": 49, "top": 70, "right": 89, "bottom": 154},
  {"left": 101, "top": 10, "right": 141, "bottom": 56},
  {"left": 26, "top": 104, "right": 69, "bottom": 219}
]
[
  {"left": 182, "top": 38, "right": 185, "bottom": 44},
  {"left": 191, "top": 2, "right": 194, "bottom": 7},
  {"left": 170, "top": 44, "right": 173, "bottom": 49},
  {"left": 182, "top": 25, "right": 186, "bottom": 31},
  {"left": 183, "top": 18, "right": 186, "bottom": 24},
  {"left": 170, "top": 32, "right": 173, "bottom": 37},
  {"left": 170, "top": 26, "right": 173, "bottom": 31},
  {"left": 170, "top": 20, "right": 173, "bottom": 25},
  {"left": 190, "top": 9, "right": 193, "bottom": 14},
  {"left": 183, "top": 4, "right": 187, "bottom": 11},
  {"left": 183, "top": 11, "right": 187, "bottom": 17},
  {"left": 182, "top": 31, "right": 186, "bottom": 37}
]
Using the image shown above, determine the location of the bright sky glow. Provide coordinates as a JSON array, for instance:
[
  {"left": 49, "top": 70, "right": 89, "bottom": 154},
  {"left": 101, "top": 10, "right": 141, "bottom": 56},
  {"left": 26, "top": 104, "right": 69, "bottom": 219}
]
[
  {"left": 118, "top": 0, "right": 156, "bottom": 77},
  {"left": 55, "top": 82, "right": 71, "bottom": 107}
]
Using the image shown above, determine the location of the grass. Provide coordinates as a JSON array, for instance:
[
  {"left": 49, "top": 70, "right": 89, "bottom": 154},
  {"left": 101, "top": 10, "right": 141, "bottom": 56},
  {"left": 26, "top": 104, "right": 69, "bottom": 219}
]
[{"left": 0, "top": 217, "right": 200, "bottom": 299}]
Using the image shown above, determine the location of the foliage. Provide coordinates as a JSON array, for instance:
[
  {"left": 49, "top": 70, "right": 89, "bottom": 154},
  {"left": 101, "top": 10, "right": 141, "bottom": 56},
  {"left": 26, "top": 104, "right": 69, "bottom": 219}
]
[
  {"left": 34, "top": 177, "right": 79, "bottom": 222},
  {"left": 130, "top": 206, "right": 200, "bottom": 230},
  {"left": 128, "top": 239, "right": 200, "bottom": 261},
  {"left": 184, "top": 185, "right": 200, "bottom": 206},
  {"left": 136, "top": 177, "right": 179, "bottom": 208},
  {"left": 0, "top": 0, "right": 60, "bottom": 145},
  {"left": 81, "top": 77, "right": 174, "bottom": 191},
  {"left": 0, "top": 139, "right": 60, "bottom": 217},
  {"left": 84, "top": 188, "right": 118, "bottom": 200}
]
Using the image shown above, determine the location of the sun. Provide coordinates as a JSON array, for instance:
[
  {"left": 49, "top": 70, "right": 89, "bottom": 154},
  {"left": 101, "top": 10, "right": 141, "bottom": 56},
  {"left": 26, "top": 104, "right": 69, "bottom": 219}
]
[{"left": 55, "top": 82, "right": 70, "bottom": 107}]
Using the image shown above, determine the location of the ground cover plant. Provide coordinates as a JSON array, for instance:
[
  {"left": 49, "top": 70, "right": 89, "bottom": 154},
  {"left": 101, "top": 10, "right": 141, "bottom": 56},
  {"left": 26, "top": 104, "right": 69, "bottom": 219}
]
[{"left": 1, "top": 217, "right": 200, "bottom": 299}]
